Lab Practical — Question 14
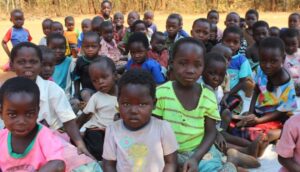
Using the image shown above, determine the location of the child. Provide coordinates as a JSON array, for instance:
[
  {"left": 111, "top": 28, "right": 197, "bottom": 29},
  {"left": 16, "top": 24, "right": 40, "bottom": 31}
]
[
  {"left": 240, "top": 18, "right": 247, "bottom": 30},
  {"left": 39, "top": 18, "right": 53, "bottom": 46},
  {"left": 132, "top": 20, "right": 153, "bottom": 40},
  {"left": 244, "top": 9, "right": 259, "bottom": 47},
  {"left": 113, "top": 12, "right": 126, "bottom": 44},
  {"left": 99, "top": 0, "right": 112, "bottom": 21},
  {"left": 147, "top": 32, "right": 169, "bottom": 69},
  {"left": 64, "top": 16, "right": 79, "bottom": 51},
  {"left": 73, "top": 31, "right": 100, "bottom": 104},
  {"left": 77, "top": 57, "right": 119, "bottom": 161},
  {"left": 91, "top": 16, "right": 104, "bottom": 37},
  {"left": 102, "top": 69, "right": 178, "bottom": 171},
  {"left": 38, "top": 45, "right": 56, "bottom": 80},
  {"left": 269, "top": 26, "right": 280, "bottom": 37},
  {"left": 47, "top": 33, "right": 75, "bottom": 98},
  {"left": 0, "top": 77, "right": 101, "bottom": 171},
  {"left": 77, "top": 18, "right": 92, "bottom": 50},
  {"left": 191, "top": 18, "right": 213, "bottom": 52},
  {"left": 288, "top": 12, "right": 300, "bottom": 30},
  {"left": 143, "top": 11, "right": 157, "bottom": 33},
  {"left": 2, "top": 9, "right": 32, "bottom": 71},
  {"left": 51, "top": 21, "right": 71, "bottom": 56},
  {"left": 9, "top": 42, "right": 92, "bottom": 159},
  {"left": 209, "top": 23, "right": 219, "bottom": 46},
  {"left": 207, "top": 9, "right": 223, "bottom": 41},
  {"left": 126, "top": 32, "right": 165, "bottom": 84},
  {"left": 246, "top": 20, "right": 270, "bottom": 70}
]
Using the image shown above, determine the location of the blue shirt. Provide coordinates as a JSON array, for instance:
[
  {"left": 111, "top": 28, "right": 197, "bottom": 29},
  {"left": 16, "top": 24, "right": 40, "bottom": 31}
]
[
  {"left": 52, "top": 56, "right": 72, "bottom": 90},
  {"left": 3, "top": 27, "right": 31, "bottom": 47},
  {"left": 77, "top": 32, "right": 84, "bottom": 49}
]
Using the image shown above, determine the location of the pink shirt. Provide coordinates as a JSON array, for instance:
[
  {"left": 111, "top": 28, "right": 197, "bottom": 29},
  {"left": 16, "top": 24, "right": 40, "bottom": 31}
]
[
  {"left": 276, "top": 114, "right": 300, "bottom": 172},
  {"left": 99, "top": 39, "right": 121, "bottom": 62},
  {"left": 284, "top": 48, "right": 300, "bottom": 84}
]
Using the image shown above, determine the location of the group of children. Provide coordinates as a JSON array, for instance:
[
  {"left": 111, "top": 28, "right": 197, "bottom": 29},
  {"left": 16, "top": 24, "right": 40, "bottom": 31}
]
[{"left": 1, "top": 0, "right": 300, "bottom": 171}]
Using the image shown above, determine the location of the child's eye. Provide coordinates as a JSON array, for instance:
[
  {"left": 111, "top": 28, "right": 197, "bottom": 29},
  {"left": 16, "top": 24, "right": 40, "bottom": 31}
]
[
  {"left": 122, "top": 103, "right": 130, "bottom": 107},
  {"left": 8, "top": 113, "right": 16, "bottom": 118},
  {"left": 139, "top": 103, "right": 147, "bottom": 107}
]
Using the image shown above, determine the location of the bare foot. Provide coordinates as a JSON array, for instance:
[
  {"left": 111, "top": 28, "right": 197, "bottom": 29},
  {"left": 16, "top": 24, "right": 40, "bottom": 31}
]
[
  {"left": 257, "top": 134, "right": 269, "bottom": 157},
  {"left": 237, "top": 167, "right": 249, "bottom": 172},
  {"left": 227, "top": 148, "right": 261, "bottom": 168},
  {"left": 247, "top": 134, "right": 261, "bottom": 158}
]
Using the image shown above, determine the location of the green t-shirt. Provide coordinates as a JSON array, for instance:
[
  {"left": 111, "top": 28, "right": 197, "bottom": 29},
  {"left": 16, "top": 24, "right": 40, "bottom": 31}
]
[{"left": 153, "top": 81, "right": 220, "bottom": 153}]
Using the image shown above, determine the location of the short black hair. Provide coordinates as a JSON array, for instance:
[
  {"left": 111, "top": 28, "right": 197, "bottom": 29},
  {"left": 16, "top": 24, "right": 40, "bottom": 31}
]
[
  {"left": 51, "top": 21, "right": 63, "bottom": 28},
  {"left": 246, "top": 9, "right": 259, "bottom": 19},
  {"left": 42, "top": 18, "right": 53, "bottom": 25},
  {"left": 46, "top": 33, "right": 66, "bottom": 45},
  {"left": 132, "top": 20, "right": 147, "bottom": 31},
  {"left": 289, "top": 12, "right": 300, "bottom": 19},
  {"left": 83, "top": 31, "right": 101, "bottom": 43},
  {"left": 0, "top": 77, "right": 40, "bottom": 108},
  {"left": 253, "top": 20, "right": 269, "bottom": 32},
  {"left": 172, "top": 37, "right": 206, "bottom": 60},
  {"left": 100, "top": 21, "right": 113, "bottom": 32},
  {"left": 101, "top": 0, "right": 112, "bottom": 7},
  {"left": 114, "top": 12, "right": 124, "bottom": 19},
  {"left": 226, "top": 12, "right": 240, "bottom": 20},
  {"left": 10, "top": 42, "right": 42, "bottom": 62},
  {"left": 192, "top": 18, "right": 211, "bottom": 28},
  {"left": 92, "top": 16, "right": 104, "bottom": 31},
  {"left": 259, "top": 37, "right": 285, "bottom": 57},
  {"left": 151, "top": 31, "right": 166, "bottom": 42},
  {"left": 167, "top": 13, "right": 183, "bottom": 25},
  {"left": 118, "top": 69, "right": 156, "bottom": 99},
  {"left": 65, "top": 16, "right": 74, "bottom": 23},
  {"left": 223, "top": 26, "right": 243, "bottom": 40},
  {"left": 280, "top": 28, "right": 299, "bottom": 40},
  {"left": 205, "top": 52, "right": 227, "bottom": 67},
  {"left": 38, "top": 45, "right": 55, "bottom": 61},
  {"left": 10, "top": 9, "right": 23, "bottom": 17},
  {"left": 89, "top": 56, "right": 116, "bottom": 74},
  {"left": 128, "top": 32, "right": 149, "bottom": 50},
  {"left": 207, "top": 10, "right": 219, "bottom": 18},
  {"left": 270, "top": 26, "right": 280, "bottom": 31}
]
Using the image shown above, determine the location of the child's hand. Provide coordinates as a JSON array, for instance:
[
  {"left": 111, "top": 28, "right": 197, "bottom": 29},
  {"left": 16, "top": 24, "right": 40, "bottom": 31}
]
[
  {"left": 182, "top": 158, "right": 198, "bottom": 172},
  {"left": 76, "top": 143, "right": 95, "bottom": 160},
  {"left": 215, "top": 132, "right": 227, "bottom": 153},
  {"left": 236, "top": 114, "right": 258, "bottom": 127},
  {"left": 220, "top": 93, "right": 229, "bottom": 108}
]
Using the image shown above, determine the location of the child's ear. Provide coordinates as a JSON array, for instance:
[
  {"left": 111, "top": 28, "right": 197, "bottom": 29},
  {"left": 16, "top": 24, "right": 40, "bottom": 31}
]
[
  {"left": 152, "top": 98, "right": 157, "bottom": 109},
  {"left": 0, "top": 105, "right": 3, "bottom": 120},
  {"left": 10, "top": 61, "right": 15, "bottom": 72}
]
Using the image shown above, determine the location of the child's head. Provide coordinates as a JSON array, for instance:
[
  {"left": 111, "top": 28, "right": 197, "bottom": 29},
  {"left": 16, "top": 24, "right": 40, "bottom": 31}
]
[
  {"left": 113, "top": 12, "right": 124, "bottom": 27},
  {"left": 288, "top": 13, "right": 300, "bottom": 29},
  {"left": 245, "top": 9, "right": 259, "bottom": 29},
  {"left": 211, "top": 43, "right": 233, "bottom": 62},
  {"left": 269, "top": 26, "right": 280, "bottom": 37},
  {"left": 131, "top": 20, "right": 147, "bottom": 35},
  {"left": 10, "top": 9, "right": 24, "bottom": 28},
  {"left": 42, "top": 18, "right": 53, "bottom": 36},
  {"left": 10, "top": 42, "right": 42, "bottom": 81},
  {"left": 92, "top": 16, "right": 104, "bottom": 36},
  {"left": 127, "top": 11, "right": 140, "bottom": 27},
  {"left": 150, "top": 32, "right": 167, "bottom": 53},
  {"left": 210, "top": 23, "right": 218, "bottom": 41},
  {"left": 82, "top": 31, "right": 101, "bottom": 59},
  {"left": 117, "top": 69, "right": 156, "bottom": 130},
  {"left": 38, "top": 45, "right": 55, "bottom": 80},
  {"left": 143, "top": 11, "right": 154, "bottom": 28},
  {"left": 171, "top": 38, "right": 205, "bottom": 86},
  {"left": 202, "top": 52, "right": 227, "bottom": 89},
  {"left": 191, "top": 18, "right": 211, "bottom": 43},
  {"left": 166, "top": 13, "right": 183, "bottom": 39},
  {"left": 240, "top": 18, "right": 247, "bottom": 30},
  {"left": 225, "top": 12, "right": 240, "bottom": 28},
  {"left": 259, "top": 37, "right": 285, "bottom": 77},
  {"left": 65, "top": 16, "right": 75, "bottom": 32},
  {"left": 222, "top": 26, "right": 243, "bottom": 54},
  {"left": 89, "top": 56, "right": 117, "bottom": 94},
  {"left": 47, "top": 33, "right": 67, "bottom": 64},
  {"left": 100, "top": 0, "right": 112, "bottom": 18},
  {"left": 207, "top": 10, "right": 219, "bottom": 24},
  {"left": 81, "top": 19, "right": 92, "bottom": 33},
  {"left": 253, "top": 20, "right": 270, "bottom": 45},
  {"left": 50, "top": 21, "right": 64, "bottom": 35},
  {"left": 0, "top": 77, "right": 40, "bottom": 137},
  {"left": 280, "top": 28, "right": 299, "bottom": 55},
  {"left": 128, "top": 32, "right": 149, "bottom": 64},
  {"left": 101, "top": 21, "right": 114, "bottom": 43}
]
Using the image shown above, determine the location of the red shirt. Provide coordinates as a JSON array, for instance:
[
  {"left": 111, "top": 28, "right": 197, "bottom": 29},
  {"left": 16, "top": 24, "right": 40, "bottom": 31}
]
[{"left": 147, "top": 49, "right": 169, "bottom": 68}]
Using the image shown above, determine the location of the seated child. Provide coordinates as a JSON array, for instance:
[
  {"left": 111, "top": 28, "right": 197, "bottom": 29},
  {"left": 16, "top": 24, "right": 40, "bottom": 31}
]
[
  {"left": 64, "top": 16, "right": 80, "bottom": 57},
  {"left": 143, "top": 11, "right": 157, "bottom": 33},
  {"left": 91, "top": 16, "right": 104, "bottom": 37},
  {"left": 0, "top": 77, "right": 101, "bottom": 172},
  {"left": 113, "top": 12, "right": 126, "bottom": 44},
  {"left": 191, "top": 18, "right": 213, "bottom": 52},
  {"left": 246, "top": 21, "right": 270, "bottom": 70},
  {"left": 77, "top": 18, "right": 92, "bottom": 50},
  {"left": 207, "top": 9, "right": 223, "bottom": 41},
  {"left": 269, "top": 26, "right": 280, "bottom": 37},
  {"left": 132, "top": 20, "right": 153, "bottom": 40},
  {"left": 39, "top": 18, "right": 53, "bottom": 46},
  {"left": 10, "top": 42, "right": 91, "bottom": 158},
  {"left": 99, "top": 0, "right": 112, "bottom": 21},
  {"left": 147, "top": 32, "right": 169, "bottom": 69},
  {"left": 77, "top": 57, "right": 118, "bottom": 161},
  {"left": 47, "top": 33, "right": 75, "bottom": 98},
  {"left": 243, "top": 9, "right": 259, "bottom": 47},
  {"left": 119, "top": 11, "right": 140, "bottom": 49},
  {"left": 125, "top": 32, "right": 165, "bottom": 84},
  {"left": 2, "top": 9, "right": 32, "bottom": 71},
  {"left": 102, "top": 69, "right": 178, "bottom": 172},
  {"left": 51, "top": 21, "right": 71, "bottom": 56},
  {"left": 38, "top": 45, "right": 56, "bottom": 81},
  {"left": 240, "top": 18, "right": 247, "bottom": 30}
]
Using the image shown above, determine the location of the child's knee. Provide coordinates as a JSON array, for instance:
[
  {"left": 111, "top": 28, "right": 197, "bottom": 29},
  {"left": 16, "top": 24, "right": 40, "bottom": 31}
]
[{"left": 242, "top": 78, "right": 255, "bottom": 97}]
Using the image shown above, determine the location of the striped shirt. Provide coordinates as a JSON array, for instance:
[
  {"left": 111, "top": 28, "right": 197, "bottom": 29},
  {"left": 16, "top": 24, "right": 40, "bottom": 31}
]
[{"left": 153, "top": 81, "right": 220, "bottom": 152}]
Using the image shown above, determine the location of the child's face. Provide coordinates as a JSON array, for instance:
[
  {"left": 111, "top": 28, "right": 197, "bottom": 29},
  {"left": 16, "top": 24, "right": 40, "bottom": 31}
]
[
  {"left": 151, "top": 35, "right": 166, "bottom": 53},
  {"left": 166, "top": 18, "right": 181, "bottom": 38},
  {"left": 203, "top": 61, "right": 227, "bottom": 89},
  {"left": 1, "top": 92, "right": 39, "bottom": 138},
  {"left": 102, "top": 25, "right": 114, "bottom": 43},
  {"left": 11, "top": 47, "right": 41, "bottom": 81},
  {"left": 134, "top": 23, "right": 147, "bottom": 35},
  {"left": 65, "top": 20, "right": 75, "bottom": 31},
  {"left": 42, "top": 21, "right": 52, "bottom": 36},
  {"left": 82, "top": 36, "right": 100, "bottom": 58},
  {"left": 89, "top": 64, "right": 116, "bottom": 94},
  {"left": 51, "top": 23, "right": 64, "bottom": 35},
  {"left": 240, "top": 20, "right": 247, "bottom": 30},
  {"left": 210, "top": 24, "right": 218, "bottom": 40},
  {"left": 269, "top": 28, "right": 280, "bottom": 37},
  {"left": 222, "top": 33, "right": 241, "bottom": 54},
  {"left": 101, "top": 2, "right": 112, "bottom": 17},
  {"left": 11, "top": 12, "right": 24, "bottom": 28},
  {"left": 113, "top": 14, "right": 124, "bottom": 27},
  {"left": 118, "top": 84, "right": 154, "bottom": 130},
  {"left": 225, "top": 14, "right": 240, "bottom": 28},
  {"left": 289, "top": 15, "right": 300, "bottom": 29},
  {"left": 82, "top": 21, "right": 92, "bottom": 33},
  {"left": 245, "top": 13, "right": 257, "bottom": 28},
  {"left": 143, "top": 13, "right": 153, "bottom": 27},
  {"left": 129, "top": 42, "right": 147, "bottom": 64},
  {"left": 191, "top": 21, "right": 210, "bottom": 43},
  {"left": 40, "top": 53, "right": 56, "bottom": 80},
  {"left": 92, "top": 24, "right": 102, "bottom": 37},
  {"left": 283, "top": 37, "right": 299, "bottom": 55},
  {"left": 47, "top": 38, "right": 66, "bottom": 64},
  {"left": 259, "top": 48, "right": 284, "bottom": 77},
  {"left": 253, "top": 26, "right": 269, "bottom": 44},
  {"left": 127, "top": 13, "right": 139, "bottom": 27},
  {"left": 172, "top": 43, "right": 204, "bottom": 86},
  {"left": 207, "top": 12, "right": 219, "bottom": 24}
]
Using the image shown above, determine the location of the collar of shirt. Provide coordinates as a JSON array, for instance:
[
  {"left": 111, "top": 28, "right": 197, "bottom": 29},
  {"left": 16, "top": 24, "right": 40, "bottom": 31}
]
[
  {"left": 36, "top": 76, "right": 47, "bottom": 102},
  {"left": 101, "top": 39, "right": 117, "bottom": 49}
]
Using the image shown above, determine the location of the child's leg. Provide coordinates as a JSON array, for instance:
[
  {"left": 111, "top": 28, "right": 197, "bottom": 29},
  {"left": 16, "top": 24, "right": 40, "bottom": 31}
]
[
  {"left": 267, "top": 128, "right": 281, "bottom": 143},
  {"left": 83, "top": 129, "right": 105, "bottom": 161},
  {"left": 226, "top": 148, "right": 260, "bottom": 169},
  {"left": 241, "top": 78, "right": 255, "bottom": 114},
  {"left": 221, "top": 131, "right": 251, "bottom": 147},
  {"left": 220, "top": 109, "right": 232, "bottom": 131},
  {"left": 226, "top": 134, "right": 260, "bottom": 158}
]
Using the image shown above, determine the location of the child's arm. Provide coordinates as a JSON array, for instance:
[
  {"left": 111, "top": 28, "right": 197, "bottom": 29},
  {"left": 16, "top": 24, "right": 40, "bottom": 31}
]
[
  {"left": 39, "top": 160, "right": 65, "bottom": 172},
  {"left": 163, "top": 152, "right": 177, "bottom": 172},
  {"left": 2, "top": 29, "right": 12, "bottom": 57},
  {"left": 278, "top": 156, "right": 300, "bottom": 172},
  {"left": 74, "top": 80, "right": 81, "bottom": 99},
  {"left": 103, "top": 159, "right": 117, "bottom": 172},
  {"left": 1, "top": 41, "right": 10, "bottom": 57},
  {"left": 76, "top": 112, "right": 93, "bottom": 128}
]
